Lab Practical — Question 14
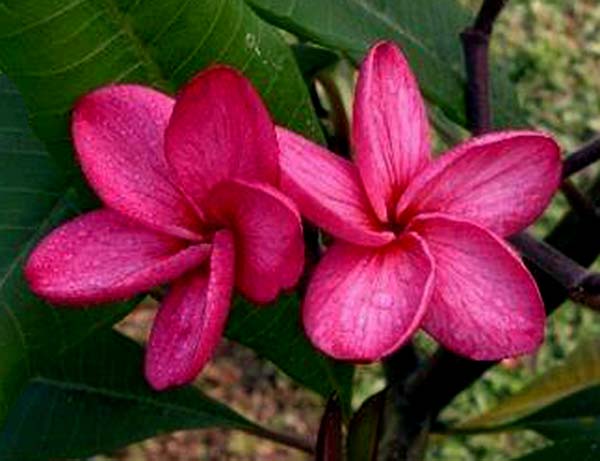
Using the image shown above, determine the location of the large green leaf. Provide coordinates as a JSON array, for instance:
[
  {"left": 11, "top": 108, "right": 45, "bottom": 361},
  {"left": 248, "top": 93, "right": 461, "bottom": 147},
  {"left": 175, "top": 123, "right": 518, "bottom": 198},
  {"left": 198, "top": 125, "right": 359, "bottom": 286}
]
[
  {"left": 0, "top": 330, "right": 276, "bottom": 460},
  {"left": 227, "top": 295, "right": 354, "bottom": 413},
  {"left": 0, "top": 0, "right": 323, "bottom": 169},
  {"left": 247, "top": 0, "right": 522, "bottom": 128},
  {"left": 457, "top": 337, "right": 600, "bottom": 439},
  {"left": 514, "top": 438, "right": 600, "bottom": 461},
  {"left": 0, "top": 75, "right": 135, "bottom": 425},
  {"left": 518, "top": 387, "right": 600, "bottom": 440}
]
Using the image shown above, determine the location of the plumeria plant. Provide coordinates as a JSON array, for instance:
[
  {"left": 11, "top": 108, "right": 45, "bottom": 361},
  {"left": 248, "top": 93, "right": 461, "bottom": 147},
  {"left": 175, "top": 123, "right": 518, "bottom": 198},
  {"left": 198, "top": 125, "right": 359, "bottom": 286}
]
[{"left": 1, "top": 0, "right": 600, "bottom": 460}]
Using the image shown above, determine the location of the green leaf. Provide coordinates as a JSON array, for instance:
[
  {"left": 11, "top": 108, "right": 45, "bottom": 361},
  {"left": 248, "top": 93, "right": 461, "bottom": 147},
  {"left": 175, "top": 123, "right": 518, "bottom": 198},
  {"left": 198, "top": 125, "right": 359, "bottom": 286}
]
[
  {"left": 514, "top": 438, "right": 600, "bottom": 461},
  {"left": 347, "top": 390, "right": 386, "bottom": 461},
  {"left": 518, "top": 387, "right": 600, "bottom": 439},
  {"left": 457, "top": 337, "right": 600, "bottom": 439},
  {"left": 226, "top": 295, "right": 354, "bottom": 413},
  {"left": 0, "top": 75, "right": 133, "bottom": 425},
  {"left": 247, "top": 0, "right": 522, "bottom": 128},
  {"left": 0, "top": 330, "right": 270, "bottom": 460},
  {"left": 0, "top": 0, "right": 323, "bottom": 169}
]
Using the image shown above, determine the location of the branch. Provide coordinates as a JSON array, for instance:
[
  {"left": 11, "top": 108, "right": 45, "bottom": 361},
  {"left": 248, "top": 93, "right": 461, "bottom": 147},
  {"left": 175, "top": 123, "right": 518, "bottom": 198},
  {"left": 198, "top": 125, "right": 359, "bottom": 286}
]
[
  {"left": 562, "top": 135, "right": 600, "bottom": 178},
  {"left": 510, "top": 233, "right": 600, "bottom": 310},
  {"left": 248, "top": 425, "right": 315, "bottom": 455},
  {"left": 460, "top": 0, "right": 508, "bottom": 133},
  {"left": 561, "top": 180, "right": 600, "bottom": 222},
  {"left": 473, "top": 0, "right": 509, "bottom": 33}
]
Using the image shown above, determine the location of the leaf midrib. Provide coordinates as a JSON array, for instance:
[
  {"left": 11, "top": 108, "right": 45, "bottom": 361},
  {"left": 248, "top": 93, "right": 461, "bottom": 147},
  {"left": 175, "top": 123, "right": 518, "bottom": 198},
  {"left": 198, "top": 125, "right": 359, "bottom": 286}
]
[
  {"left": 0, "top": 190, "right": 69, "bottom": 288},
  {"left": 33, "top": 376, "right": 252, "bottom": 427},
  {"left": 95, "top": 0, "right": 172, "bottom": 90},
  {"left": 345, "top": 0, "right": 464, "bottom": 79}
]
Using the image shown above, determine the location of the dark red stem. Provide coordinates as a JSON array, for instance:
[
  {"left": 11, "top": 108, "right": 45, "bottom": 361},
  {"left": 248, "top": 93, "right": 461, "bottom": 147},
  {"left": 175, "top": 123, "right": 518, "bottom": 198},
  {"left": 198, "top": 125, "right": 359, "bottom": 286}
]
[
  {"left": 460, "top": 0, "right": 507, "bottom": 133},
  {"left": 562, "top": 136, "right": 600, "bottom": 178}
]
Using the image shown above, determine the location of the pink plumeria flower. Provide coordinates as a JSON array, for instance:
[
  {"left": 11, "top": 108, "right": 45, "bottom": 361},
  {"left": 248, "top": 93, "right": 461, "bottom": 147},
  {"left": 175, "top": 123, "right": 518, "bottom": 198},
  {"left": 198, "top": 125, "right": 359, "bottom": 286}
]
[
  {"left": 277, "top": 42, "right": 562, "bottom": 362},
  {"left": 25, "top": 67, "right": 304, "bottom": 390}
]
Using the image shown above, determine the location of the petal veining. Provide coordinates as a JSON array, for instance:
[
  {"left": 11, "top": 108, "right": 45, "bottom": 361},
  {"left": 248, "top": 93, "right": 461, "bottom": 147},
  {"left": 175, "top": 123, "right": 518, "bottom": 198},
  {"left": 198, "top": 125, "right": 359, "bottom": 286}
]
[
  {"left": 73, "top": 85, "right": 201, "bottom": 239},
  {"left": 25, "top": 209, "right": 210, "bottom": 305},
  {"left": 303, "top": 233, "right": 434, "bottom": 361},
  {"left": 145, "top": 229, "right": 235, "bottom": 390},
  {"left": 408, "top": 213, "right": 545, "bottom": 360},
  {"left": 353, "top": 41, "right": 431, "bottom": 222}
]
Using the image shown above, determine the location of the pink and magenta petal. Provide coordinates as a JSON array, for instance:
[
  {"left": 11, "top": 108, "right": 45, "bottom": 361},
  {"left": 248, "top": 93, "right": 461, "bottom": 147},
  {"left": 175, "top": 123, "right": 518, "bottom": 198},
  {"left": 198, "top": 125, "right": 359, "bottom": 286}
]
[
  {"left": 72, "top": 85, "right": 201, "bottom": 240},
  {"left": 302, "top": 234, "right": 434, "bottom": 362},
  {"left": 206, "top": 179, "right": 304, "bottom": 304},
  {"left": 145, "top": 229, "right": 235, "bottom": 390},
  {"left": 277, "top": 127, "right": 394, "bottom": 247},
  {"left": 408, "top": 214, "right": 545, "bottom": 360},
  {"left": 25, "top": 209, "right": 211, "bottom": 305},
  {"left": 397, "top": 131, "right": 561, "bottom": 237},
  {"left": 353, "top": 41, "right": 431, "bottom": 222},
  {"left": 165, "top": 66, "right": 279, "bottom": 209}
]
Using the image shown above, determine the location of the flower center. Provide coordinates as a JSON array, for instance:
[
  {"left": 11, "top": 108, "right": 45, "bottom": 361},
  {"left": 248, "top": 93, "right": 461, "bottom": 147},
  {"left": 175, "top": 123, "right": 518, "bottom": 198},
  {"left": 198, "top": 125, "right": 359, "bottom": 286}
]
[
  {"left": 384, "top": 198, "right": 421, "bottom": 238},
  {"left": 386, "top": 219, "right": 406, "bottom": 236}
]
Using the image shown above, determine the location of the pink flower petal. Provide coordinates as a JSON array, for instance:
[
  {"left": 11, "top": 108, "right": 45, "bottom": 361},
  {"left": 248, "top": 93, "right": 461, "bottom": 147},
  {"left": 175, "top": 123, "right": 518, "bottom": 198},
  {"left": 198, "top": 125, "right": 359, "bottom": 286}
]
[
  {"left": 165, "top": 66, "right": 279, "bottom": 209},
  {"left": 302, "top": 234, "right": 434, "bottom": 362},
  {"left": 277, "top": 127, "right": 394, "bottom": 247},
  {"left": 397, "top": 131, "right": 562, "bottom": 237},
  {"left": 145, "top": 230, "right": 235, "bottom": 390},
  {"left": 408, "top": 214, "right": 545, "bottom": 360},
  {"left": 353, "top": 41, "right": 431, "bottom": 222},
  {"left": 206, "top": 179, "right": 304, "bottom": 304},
  {"left": 72, "top": 85, "right": 201, "bottom": 240},
  {"left": 25, "top": 209, "right": 210, "bottom": 305}
]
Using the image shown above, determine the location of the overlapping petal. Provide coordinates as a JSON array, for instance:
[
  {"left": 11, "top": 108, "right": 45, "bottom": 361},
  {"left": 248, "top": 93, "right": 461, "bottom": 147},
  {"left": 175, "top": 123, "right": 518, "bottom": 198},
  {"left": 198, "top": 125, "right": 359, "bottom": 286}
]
[
  {"left": 165, "top": 67, "right": 279, "bottom": 209},
  {"left": 206, "top": 179, "right": 304, "bottom": 303},
  {"left": 302, "top": 234, "right": 434, "bottom": 362},
  {"left": 145, "top": 230, "right": 235, "bottom": 390},
  {"left": 397, "top": 131, "right": 561, "bottom": 237},
  {"left": 72, "top": 85, "right": 201, "bottom": 239},
  {"left": 353, "top": 41, "right": 431, "bottom": 222},
  {"left": 277, "top": 127, "right": 394, "bottom": 247},
  {"left": 25, "top": 210, "right": 210, "bottom": 305},
  {"left": 408, "top": 214, "right": 545, "bottom": 360}
]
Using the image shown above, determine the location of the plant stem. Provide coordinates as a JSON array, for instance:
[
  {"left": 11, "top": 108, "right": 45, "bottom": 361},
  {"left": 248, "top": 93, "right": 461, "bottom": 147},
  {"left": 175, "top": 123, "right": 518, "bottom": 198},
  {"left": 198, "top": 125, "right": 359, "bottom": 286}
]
[
  {"left": 562, "top": 135, "right": 600, "bottom": 178},
  {"left": 510, "top": 233, "right": 600, "bottom": 309},
  {"left": 561, "top": 180, "right": 600, "bottom": 222},
  {"left": 247, "top": 425, "right": 315, "bottom": 454},
  {"left": 460, "top": 0, "right": 507, "bottom": 133}
]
